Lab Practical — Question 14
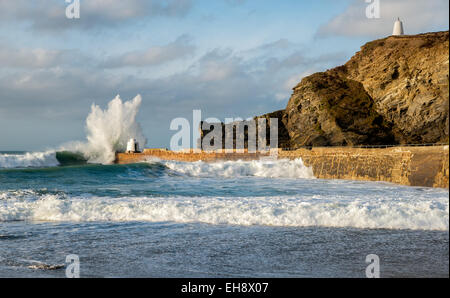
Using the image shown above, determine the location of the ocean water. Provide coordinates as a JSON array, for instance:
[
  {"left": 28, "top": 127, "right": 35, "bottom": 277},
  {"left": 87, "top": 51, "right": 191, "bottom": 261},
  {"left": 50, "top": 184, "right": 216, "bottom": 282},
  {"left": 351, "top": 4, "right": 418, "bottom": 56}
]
[{"left": 0, "top": 151, "right": 448, "bottom": 278}]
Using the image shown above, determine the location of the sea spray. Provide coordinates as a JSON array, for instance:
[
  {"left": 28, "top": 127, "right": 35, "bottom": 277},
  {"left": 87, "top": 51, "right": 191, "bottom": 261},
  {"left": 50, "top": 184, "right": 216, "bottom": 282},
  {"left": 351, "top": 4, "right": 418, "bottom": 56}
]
[
  {"left": 0, "top": 190, "right": 448, "bottom": 230},
  {"left": 0, "top": 95, "right": 147, "bottom": 168},
  {"left": 0, "top": 151, "right": 59, "bottom": 168},
  {"left": 63, "top": 94, "right": 147, "bottom": 164},
  {"left": 159, "top": 158, "right": 315, "bottom": 179}
]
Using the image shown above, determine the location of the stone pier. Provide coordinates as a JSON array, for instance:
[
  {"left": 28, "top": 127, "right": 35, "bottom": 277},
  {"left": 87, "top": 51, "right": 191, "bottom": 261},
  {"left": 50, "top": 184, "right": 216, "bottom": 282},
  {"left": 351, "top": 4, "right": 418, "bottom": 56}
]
[{"left": 115, "top": 146, "right": 449, "bottom": 188}]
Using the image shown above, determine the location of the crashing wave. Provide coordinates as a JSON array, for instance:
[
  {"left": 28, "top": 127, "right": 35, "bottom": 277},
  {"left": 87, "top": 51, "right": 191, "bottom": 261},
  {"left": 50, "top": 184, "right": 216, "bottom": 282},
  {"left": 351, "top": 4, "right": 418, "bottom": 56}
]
[
  {"left": 1, "top": 190, "right": 448, "bottom": 231},
  {"left": 0, "top": 151, "right": 59, "bottom": 168},
  {"left": 62, "top": 94, "right": 147, "bottom": 164},
  {"left": 160, "top": 158, "right": 315, "bottom": 179},
  {"left": 1, "top": 95, "right": 147, "bottom": 167}
]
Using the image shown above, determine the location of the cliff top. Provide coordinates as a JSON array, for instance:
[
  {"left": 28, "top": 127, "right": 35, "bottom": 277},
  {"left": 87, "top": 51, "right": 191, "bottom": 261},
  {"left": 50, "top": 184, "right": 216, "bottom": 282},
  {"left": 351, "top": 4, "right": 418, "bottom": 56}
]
[{"left": 284, "top": 31, "right": 449, "bottom": 147}]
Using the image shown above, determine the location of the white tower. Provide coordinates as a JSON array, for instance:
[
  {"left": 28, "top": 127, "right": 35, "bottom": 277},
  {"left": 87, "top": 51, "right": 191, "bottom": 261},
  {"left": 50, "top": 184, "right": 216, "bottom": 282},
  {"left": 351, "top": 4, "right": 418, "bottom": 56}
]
[
  {"left": 126, "top": 138, "right": 140, "bottom": 153},
  {"left": 392, "top": 18, "right": 404, "bottom": 36}
]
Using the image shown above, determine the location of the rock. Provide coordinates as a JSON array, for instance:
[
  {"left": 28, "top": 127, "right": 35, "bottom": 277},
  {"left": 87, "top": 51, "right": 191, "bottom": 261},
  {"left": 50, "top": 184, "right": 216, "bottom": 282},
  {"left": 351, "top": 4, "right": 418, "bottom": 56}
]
[
  {"left": 27, "top": 263, "right": 65, "bottom": 270},
  {"left": 268, "top": 31, "right": 449, "bottom": 147},
  {"left": 343, "top": 31, "right": 449, "bottom": 144},
  {"left": 198, "top": 110, "right": 291, "bottom": 150},
  {"left": 285, "top": 70, "right": 394, "bottom": 147},
  {"left": 254, "top": 110, "right": 291, "bottom": 148}
]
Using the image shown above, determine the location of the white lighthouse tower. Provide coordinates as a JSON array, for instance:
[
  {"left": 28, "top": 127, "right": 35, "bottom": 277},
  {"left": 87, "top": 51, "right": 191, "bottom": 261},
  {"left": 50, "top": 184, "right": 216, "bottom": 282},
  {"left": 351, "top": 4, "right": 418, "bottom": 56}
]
[
  {"left": 126, "top": 138, "right": 140, "bottom": 153},
  {"left": 392, "top": 18, "right": 404, "bottom": 36}
]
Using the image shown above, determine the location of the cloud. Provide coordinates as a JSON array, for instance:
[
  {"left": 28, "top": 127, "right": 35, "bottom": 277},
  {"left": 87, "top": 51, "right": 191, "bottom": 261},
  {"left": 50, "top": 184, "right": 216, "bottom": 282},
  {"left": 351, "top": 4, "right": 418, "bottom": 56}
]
[
  {"left": 258, "top": 39, "right": 295, "bottom": 51},
  {"left": 102, "top": 35, "right": 195, "bottom": 68},
  {"left": 0, "top": 0, "right": 193, "bottom": 31},
  {"left": 0, "top": 47, "right": 67, "bottom": 68},
  {"left": 1, "top": 40, "right": 345, "bottom": 112},
  {"left": 318, "top": 0, "right": 449, "bottom": 38},
  {"left": 0, "top": 35, "right": 346, "bottom": 149},
  {"left": 83, "top": 0, "right": 192, "bottom": 19},
  {"left": 189, "top": 49, "right": 244, "bottom": 82},
  {"left": 0, "top": 39, "right": 345, "bottom": 114}
]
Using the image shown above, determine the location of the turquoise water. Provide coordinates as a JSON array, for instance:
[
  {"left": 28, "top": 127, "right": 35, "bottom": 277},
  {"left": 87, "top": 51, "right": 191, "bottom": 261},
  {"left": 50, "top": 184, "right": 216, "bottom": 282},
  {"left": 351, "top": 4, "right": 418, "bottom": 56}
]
[{"left": 0, "top": 152, "right": 448, "bottom": 277}]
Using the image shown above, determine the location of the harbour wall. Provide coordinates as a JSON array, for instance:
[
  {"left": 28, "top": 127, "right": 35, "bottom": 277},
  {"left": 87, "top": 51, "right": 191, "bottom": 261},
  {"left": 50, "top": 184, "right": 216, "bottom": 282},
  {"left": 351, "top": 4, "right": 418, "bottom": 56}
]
[{"left": 115, "top": 146, "right": 449, "bottom": 188}]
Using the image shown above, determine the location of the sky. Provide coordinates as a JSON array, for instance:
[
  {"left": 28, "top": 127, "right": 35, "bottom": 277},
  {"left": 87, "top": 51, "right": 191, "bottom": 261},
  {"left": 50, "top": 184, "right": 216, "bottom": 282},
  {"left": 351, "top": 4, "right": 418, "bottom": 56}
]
[{"left": 0, "top": 0, "right": 448, "bottom": 151}]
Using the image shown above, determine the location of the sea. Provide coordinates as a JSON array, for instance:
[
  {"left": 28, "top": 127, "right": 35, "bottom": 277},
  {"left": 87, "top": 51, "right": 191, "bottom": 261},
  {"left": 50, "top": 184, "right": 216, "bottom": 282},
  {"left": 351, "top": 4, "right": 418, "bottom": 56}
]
[
  {"left": 0, "top": 151, "right": 448, "bottom": 278},
  {"left": 1, "top": 96, "right": 448, "bottom": 278}
]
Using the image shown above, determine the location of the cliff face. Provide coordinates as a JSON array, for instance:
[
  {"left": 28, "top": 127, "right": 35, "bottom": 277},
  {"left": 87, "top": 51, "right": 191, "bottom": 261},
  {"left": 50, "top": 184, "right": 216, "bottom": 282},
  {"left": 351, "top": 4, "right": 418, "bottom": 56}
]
[
  {"left": 285, "top": 70, "right": 394, "bottom": 146},
  {"left": 199, "top": 110, "right": 291, "bottom": 150},
  {"left": 283, "top": 31, "right": 449, "bottom": 148},
  {"left": 255, "top": 110, "right": 291, "bottom": 148}
]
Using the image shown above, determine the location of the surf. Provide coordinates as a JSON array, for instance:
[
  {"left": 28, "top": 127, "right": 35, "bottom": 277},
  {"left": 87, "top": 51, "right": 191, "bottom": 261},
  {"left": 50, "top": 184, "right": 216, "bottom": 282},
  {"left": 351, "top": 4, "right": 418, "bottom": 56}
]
[
  {"left": 0, "top": 95, "right": 147, "bottom": 168},
  {"left": 0, "top": 189, "right": 448, "bottom": 231},
  {"left": 61, "top": 94, "right": 147, "bottom": 164},
  {"left": 159, "top": 158, "right": 315, "bottom": 179},
  {"left": 0, "top": 151, "right": 89, "bottom": 168},
  {"left": 0, "top": 151, "right": 59, "bottom": 169}
]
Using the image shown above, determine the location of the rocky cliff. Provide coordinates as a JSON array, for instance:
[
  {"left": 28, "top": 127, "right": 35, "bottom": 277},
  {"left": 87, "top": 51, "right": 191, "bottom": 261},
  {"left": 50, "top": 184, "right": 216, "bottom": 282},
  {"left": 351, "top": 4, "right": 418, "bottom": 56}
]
[
  {"left": 281, "top": 31, "right": 449, "bottom": 148},
  {"left": 199, "top": 110, "right": 291, "bottom": 150}
]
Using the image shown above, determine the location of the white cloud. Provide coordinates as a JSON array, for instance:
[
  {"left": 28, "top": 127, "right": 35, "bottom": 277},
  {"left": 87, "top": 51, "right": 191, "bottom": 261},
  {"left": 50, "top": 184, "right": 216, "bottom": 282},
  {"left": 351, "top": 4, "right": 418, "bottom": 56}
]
[
  {"left": 102, "top": 35, "right": 196, "bottom": 68},
  {"left": 0, "top": 36, "right": 346, "bottom": 149},
  {"left": 318, "top": 0, "right": 449, "bottom": 38},
  {"left": 192, "top": 49, "right": 243, "bottom": 82},
  {"left": 258, "top": 39, "right": 295, "bottom": 51},
  {"left": 0, "top": 0, "right": 193, "bottom": 31},
  {"left": 283, "top": 69, "right": 316, "bottom": 91},
  {"left": 0, "top": 47, "right": 66, "bottom": 68},
  {"left": 83, "top": 0, "right": 149, "bottom": 20},
  {"left": 82, "top": 0, "right": 193, "bottom": 20}
]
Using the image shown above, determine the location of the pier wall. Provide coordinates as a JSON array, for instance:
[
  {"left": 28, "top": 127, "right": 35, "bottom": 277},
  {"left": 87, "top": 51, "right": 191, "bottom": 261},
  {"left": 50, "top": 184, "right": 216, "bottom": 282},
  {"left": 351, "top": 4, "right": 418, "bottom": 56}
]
[
  {"left": 278, "top": 146, "right": 448, "bottom": 188},
  {"left": 115, "top": 146, "right": 449, "bottom": 188}
]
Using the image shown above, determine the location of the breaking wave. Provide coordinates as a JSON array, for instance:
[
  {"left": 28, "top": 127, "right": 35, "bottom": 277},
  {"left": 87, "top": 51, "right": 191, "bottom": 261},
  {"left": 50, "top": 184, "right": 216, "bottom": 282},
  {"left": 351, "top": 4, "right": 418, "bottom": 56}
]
[
  {"left": 0, "top": 190, "right": 448, "bottom": 231},
  {"left": 62, "top": 94, "right": 147, "bottom": 164},
  {"left": 160, "top": 158, "right": 315, "bottom": 179},
  {"left": 0, "top": 95, "right": 147, "bottom": 168},
  {"left": 0, "top": 151, "right": 59, "bottom": 169}
]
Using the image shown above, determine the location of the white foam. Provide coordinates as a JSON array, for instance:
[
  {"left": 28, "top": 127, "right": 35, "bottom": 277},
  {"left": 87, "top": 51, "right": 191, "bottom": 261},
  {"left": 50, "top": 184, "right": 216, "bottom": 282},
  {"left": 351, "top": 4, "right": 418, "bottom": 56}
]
[
  {"left": 161, "top": 158, "right": 315, "bottom": 179},
  {"left": 61, "top": 94, "right": 147, "bottom": 164},
  {"left": 0, "top": 151, "right": 59, "bottom": 168},
  {"left": 1, "top": 190, "right": 448, "bottom": 231},
  {"left": 0, "top": 95, "right": 146, "bottom": 167}
]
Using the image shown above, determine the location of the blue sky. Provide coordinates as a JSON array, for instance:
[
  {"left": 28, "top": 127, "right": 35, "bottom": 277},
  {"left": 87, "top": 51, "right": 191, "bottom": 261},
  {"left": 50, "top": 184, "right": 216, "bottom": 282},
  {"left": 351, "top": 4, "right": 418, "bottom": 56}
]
[{"left": 0, "top": 0, "right": 448, "bottom": 150}]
